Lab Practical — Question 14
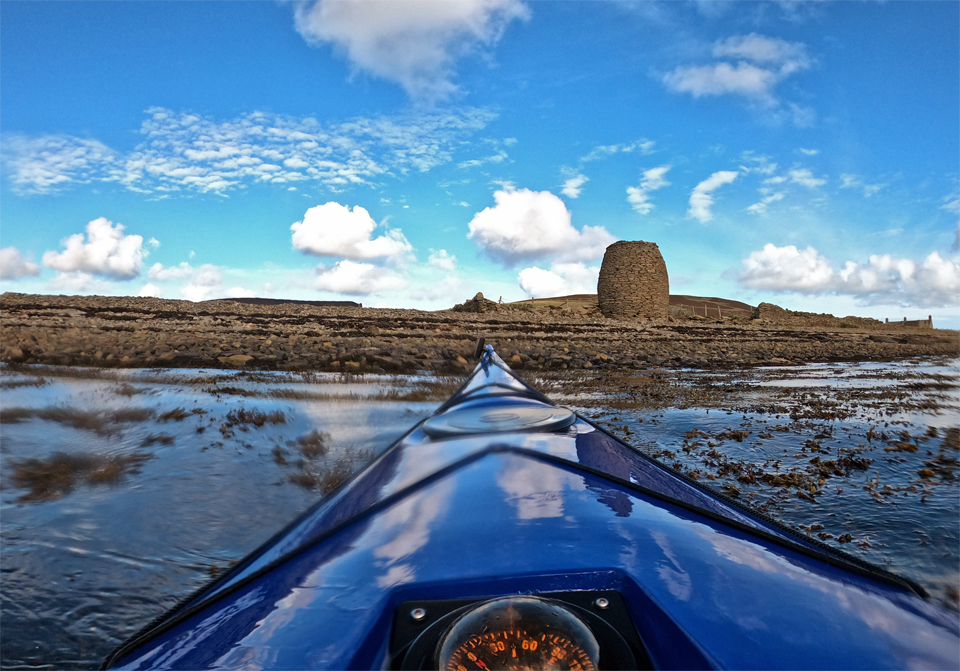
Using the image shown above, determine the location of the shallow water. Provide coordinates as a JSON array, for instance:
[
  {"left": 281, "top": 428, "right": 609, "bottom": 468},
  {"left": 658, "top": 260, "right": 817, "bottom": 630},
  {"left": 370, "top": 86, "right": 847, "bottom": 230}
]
[
  {"left": 0, "top": 360, "right": 957, "bottom": 669},
  {"left": 0, "top": 367, "right": 438, "bottom": 670}
]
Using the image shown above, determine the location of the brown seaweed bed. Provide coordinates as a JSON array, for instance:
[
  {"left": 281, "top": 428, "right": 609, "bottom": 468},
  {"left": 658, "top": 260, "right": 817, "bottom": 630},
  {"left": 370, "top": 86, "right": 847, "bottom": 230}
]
[{"left": 0, "top": 357, "right": 957, "bottom": 669}]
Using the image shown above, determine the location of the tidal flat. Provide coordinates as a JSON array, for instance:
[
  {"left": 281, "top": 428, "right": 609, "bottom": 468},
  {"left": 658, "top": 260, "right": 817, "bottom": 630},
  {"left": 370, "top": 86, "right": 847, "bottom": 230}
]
[{"left": 0, "top": 358, "right": 957, "bottom": 669}]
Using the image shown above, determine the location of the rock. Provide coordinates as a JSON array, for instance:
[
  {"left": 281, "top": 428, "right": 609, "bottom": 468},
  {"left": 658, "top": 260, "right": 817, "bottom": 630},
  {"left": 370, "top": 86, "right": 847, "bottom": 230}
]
[
  {"left": 218, "top": 355, "right": 254, "bottom": 366},
  {"left": 451, "top": 292, "right": 499, "bottom": 313}
]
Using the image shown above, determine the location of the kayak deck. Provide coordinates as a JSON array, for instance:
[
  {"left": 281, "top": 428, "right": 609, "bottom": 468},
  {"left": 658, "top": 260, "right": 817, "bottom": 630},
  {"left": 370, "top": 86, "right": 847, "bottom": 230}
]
[{"left": 105, "top": 348, "right": 959, "bottom": 670}]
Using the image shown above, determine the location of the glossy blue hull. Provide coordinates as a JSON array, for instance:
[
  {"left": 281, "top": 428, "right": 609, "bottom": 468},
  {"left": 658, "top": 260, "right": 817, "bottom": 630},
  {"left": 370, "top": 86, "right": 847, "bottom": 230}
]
[{"left": 105, "top": 348, "right": 959, "bottom": 670}]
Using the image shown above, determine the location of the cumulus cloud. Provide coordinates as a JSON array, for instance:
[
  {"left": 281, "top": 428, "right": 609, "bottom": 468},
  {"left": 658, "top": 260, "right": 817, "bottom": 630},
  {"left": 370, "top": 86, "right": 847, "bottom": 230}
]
[
  {"left": 148, "top": 261, "right": 194, "bottom": 281},
  {"left": 688, "top": 171, "right": 738, "bottom": 223},
  {"left": 626, "top": 165, "right": 671, "bottom": 215},
  {"left": 0, "top": 247, "right": 41, "bottom": 279},
  {"left": 48, "top": 271, "right": 106, "bottom": 293},
  {"left": 789, "top": 168, "right": 826, "bottom": 188},
  {"left": 180, "top": 264, "right": 225, "bottom": 302},
  {"left": 42, "top": 217, "right": 146, "bottom": 280},
  {"left": 798, "top": 148, "right": 819, "bottom": 156},
  {"left": 518, "top": 262, "right": 599, "bottom": 298},
  {"left": 138, "top": 283, "right": 162, "bottom": 298},
  {"left": 467, "top": 188, "right": 617, "bottom": 266},
  {"left": 3, "top": 107, "right": 496, "bottom": 196},
  {"left": 739, "top": 244, "right": 834, "bottom": 292},
  {"left": 291, "top": 202, "right": 413, "bottom": 263},
  {"left": 739, "top": 243, "right": 960, "bottom": 307},
  {"left": 314, "top": 259, "right": 406, "bottom": 295},
  {"left": 663, "top": 33, "right": 811, "bottom": 112},
  {"left": 427, "top": 249, "right": 457, "bottom": 272},
  {"left": 561, "top": 173, "right": 589, "bottom": 199},
  {"left": 292, "top": 0, "right": 529, "bottom": 103}
]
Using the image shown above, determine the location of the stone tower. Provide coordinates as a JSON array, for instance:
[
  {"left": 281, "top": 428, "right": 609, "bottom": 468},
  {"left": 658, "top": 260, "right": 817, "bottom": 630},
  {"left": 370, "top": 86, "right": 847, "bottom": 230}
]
[{"left": 597, "top": 241, "right": 669, "bottom": 319}]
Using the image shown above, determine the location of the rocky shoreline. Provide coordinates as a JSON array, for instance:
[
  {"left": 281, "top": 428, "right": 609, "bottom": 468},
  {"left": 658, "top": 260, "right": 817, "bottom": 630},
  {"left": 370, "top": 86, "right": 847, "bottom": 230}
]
[{"left": 1, "top": 292, "right": 957, "bottom": 373}]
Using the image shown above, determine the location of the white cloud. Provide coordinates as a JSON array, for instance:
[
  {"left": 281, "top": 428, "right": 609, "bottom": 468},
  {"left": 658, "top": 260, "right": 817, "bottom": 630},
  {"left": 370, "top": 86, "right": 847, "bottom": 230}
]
[
  {"left": 746, "top": 191, "right": 784, "bottom": 215},
  {"left": 48, "top": 271, "right": 106, "bottom": 293},
  {"left": 688, "top": 171, "right": 738, "bottom": 223},
  {"left": 42, "top": 217, "right": 146, "bottom": 280},
  {"left": 3, "top": 107, "right": 496, "bottom": 196},
  {"left": 148, "top": 237, "right": 161, "bottom": 248},
  {"left": 148, "top": 262, "right": 194, "bottom": 281},
  {"left": 518, "top": 262, "right": 599, "bottom": 298},
  {"left": 0, "top": 247, "right": 41, "bottom": 279},
  {"left": 839, "top": 173, "right": 885, "bottom": 198},
  {"left": 458, "top": 149, "right": 508, "bottom": 169},
  {"left": 942, "top": 192, "right": 960, "bottom": 216},
  {"left": 739, "top": 152, "right": 777, "bottom": 175},
  {"left": 0, "top": 135, "right": 116, "bottom": 195},
  {"left": 226, "top": 286, "right": 256, "bottom": 298},
  {"left": 664, "top": 62, "right": 779, "bottom": 103},
  {"left": 798, "top": 148, "right": 819, "bottom": 156},
  {"left": 138, "top": 283, "right": 161, "bottom": 298},
  {"left": 292, "top": 0, "right": 529, "bottom": 103},
  {"left": 789, "top": 168, "right": 827, "bottom": 188},
  {"left": 663, "top": 33, "right": 811, "bottom": 112},
  {"left": 467, "top": 188, "right": 617, "bottom": 266},
  {"left": 712, "top": 34, "right": 810, "bottom": 73},
  {"left": 427, "top": 249, "right": 457, "bottom": 272},
  {"left": 561, "top": 173, "right": 589, "bottom": 199},
  {"left": 314, "top": 259, "right": 406, "bottom": 295},
  {"left": 626, "top": 165, "right": 671, "bottom": 215},
  {"left": 739, "top": 243, "right": 960, "bottom": 307},
  {"left": 181, "top": 264, "right": 225, "bottom": 302},
  {"left": 580, "top": 140, "right": 655, "bottom": 163},
  {"left": 291, "top": 202, "right": 413, "bottom": 263},
  {"left": 739, "top": 244, "right": 834, "bottom": 291}
]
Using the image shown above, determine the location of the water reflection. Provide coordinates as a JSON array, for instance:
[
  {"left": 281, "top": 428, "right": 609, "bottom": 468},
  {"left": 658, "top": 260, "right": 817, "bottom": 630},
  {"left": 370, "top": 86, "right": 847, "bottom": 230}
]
[{"left": 0, "top": 365, "right": 437, "bottom": 670}]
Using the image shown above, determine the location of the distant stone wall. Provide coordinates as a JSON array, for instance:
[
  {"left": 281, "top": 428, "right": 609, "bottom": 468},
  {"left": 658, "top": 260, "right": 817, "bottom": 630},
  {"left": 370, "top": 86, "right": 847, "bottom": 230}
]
[
  {"left": 752, "top": 302, "right": 883, "bottom": 329},
  {"left": 597, "top": 241, "right": 669, "bottom": 319}
]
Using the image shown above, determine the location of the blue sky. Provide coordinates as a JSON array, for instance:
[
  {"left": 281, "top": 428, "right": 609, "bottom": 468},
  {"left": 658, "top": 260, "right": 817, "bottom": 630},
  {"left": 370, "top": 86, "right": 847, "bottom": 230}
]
[{"left": 2, "top": 1, "right": 958, "bottom": 326}]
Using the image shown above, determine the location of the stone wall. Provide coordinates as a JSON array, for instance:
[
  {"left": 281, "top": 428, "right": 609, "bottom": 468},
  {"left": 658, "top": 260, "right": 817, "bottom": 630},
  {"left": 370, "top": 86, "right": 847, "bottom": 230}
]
[
  {"left": 751, "top": 302, "right": 883, "bottom": 329},
  {"left": 597, "top": 241, "right": 670, "bottom": 319}
]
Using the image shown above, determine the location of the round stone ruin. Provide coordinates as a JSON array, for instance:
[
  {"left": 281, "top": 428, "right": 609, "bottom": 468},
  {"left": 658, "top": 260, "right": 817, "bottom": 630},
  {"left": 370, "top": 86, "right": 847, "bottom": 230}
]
[{"left": 597, "top": 241, "right": 669, "bottom": 319}]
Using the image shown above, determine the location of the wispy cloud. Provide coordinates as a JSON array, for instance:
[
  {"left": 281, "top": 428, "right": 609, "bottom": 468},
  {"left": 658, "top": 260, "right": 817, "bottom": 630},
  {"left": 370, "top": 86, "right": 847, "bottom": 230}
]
[
  {"left": 688, "top": 170, "right": 738, "bottom": 223},
  {"left": 3, "top": 107, "right": 497, "bottom": 196},
  {"left": 746, "top": 190, "right": 785, "bottom": 215},
  {"left": 579, "top": 140, "right": 655, "bottom": 163},
  {"left": 839, "top": 173, "right": 886, "bottom": 198},
  {"left": 663, "top": 33, "right": 812, "bottom": 121},
  {"left": 560, "top": 171, "right": 589, "bottom": 199},
  {"left": 626, "top": 165, "right": 671, "bottom": 215},
  {"left": 292, "top": 0, "right": 529, "bottom": 104},
  {"left": 788, "top": 168, "right": 827, "bottom": 188}
]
